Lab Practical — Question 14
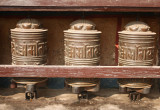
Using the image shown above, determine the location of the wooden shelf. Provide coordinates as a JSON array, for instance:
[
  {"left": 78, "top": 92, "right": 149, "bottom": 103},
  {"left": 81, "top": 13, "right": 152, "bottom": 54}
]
[
  {"left": 0, "top": 1, "right": 159, "bottom": 79},
  {"left": 0, "top": 65, "right": 159, "bottom": 78},
  {"left": 0, "top": 0, "right": 160, "bottom": 12}
]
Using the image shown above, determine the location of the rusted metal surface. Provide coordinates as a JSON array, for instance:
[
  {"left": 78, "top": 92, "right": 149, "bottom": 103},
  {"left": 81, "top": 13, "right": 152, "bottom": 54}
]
[
  {"left": 118, "top": 21, "right": 157, "bottom": 101},
  {"left": 0, "top": 65, "right": 160, "bottom": 78},
  {"left": 25, "top": 84, "right": 37, "bottom": 100},
  {"left": 64, "top": 19, "right": 101, "bottom": 96}
]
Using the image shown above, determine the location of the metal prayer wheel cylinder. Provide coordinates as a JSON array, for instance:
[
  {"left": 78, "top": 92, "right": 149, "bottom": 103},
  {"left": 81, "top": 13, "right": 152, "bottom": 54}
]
[
  {"left": 118, "top": 21, "right": 156, "bottom": 100},
  {"left": 11, "top": 18, "right": 47, "bottom": 65},
  {"left": 64, "top": 19, "right": 101, "bottom": 94},
  {"left": 10, "top": 18, "right": 48, "bottom": 100},
  {"left": 118, "top": 21, "right": 156, "bottom": 66},
  {"left": 64, "top": 20, "right": 101, "bottom": 66}
]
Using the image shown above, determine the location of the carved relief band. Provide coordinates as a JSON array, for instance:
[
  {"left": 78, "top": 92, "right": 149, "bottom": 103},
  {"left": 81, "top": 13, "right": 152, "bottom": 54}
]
[
  {"left": 118, "top": 21, "right": 157, "bottom": 101},
  {"left": 118, "top": 34, "right": 156, "bottom": 66},
  {"left": 64, "top": 35, "right": 100, "bottom": 65},
  {"left": 64, "top": 19, "right": 101, "bottom": 96},
  {"left": 10, "top": 19, "right": 48, "bottom": 100},
  {"left": 11, "top": 41, "right": 47, "bottom": 56},
  {"left": 11, "top": 19, "right": 48, "bottom": 65}
]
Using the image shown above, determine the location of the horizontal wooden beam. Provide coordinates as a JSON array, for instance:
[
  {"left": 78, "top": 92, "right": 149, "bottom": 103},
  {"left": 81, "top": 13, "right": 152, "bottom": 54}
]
[
  {"left": 0, "top": 7, "right": 160, "bottom": 12},
  {"left": 0, "top": 0, "right": 160, "bottom": 7},
  {"left": 0, "top": 65, "right": 160, "bottom": 78},
  {"left": 0, "top": 0, "right": 160, "bottom": 12}
]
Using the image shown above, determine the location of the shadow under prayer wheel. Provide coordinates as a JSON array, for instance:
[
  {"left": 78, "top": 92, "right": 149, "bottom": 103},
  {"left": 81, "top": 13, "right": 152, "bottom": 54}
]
[
  {"left": 64, "top": 19, "right": 101, "bottom": 100},
  {"left": 10, "top": 18, "right": 48, "bottom": 100},
  {"left": 118, "top": 21, "right": 157, "bottom": 101}
]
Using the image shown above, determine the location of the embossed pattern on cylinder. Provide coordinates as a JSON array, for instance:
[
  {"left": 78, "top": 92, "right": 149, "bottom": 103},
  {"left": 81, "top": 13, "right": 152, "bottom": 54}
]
[
  {"left": 64, "top": 19, "right": 101, "bottom": 66},
  {"left": 11, "top": 18, "right": 48, "bottom": 65},
  {"left": 10, "top": 18, "right": 48, "bottom": 100},
  {"left": 64, "top": 33, "right": 100, "bottom": 66},
  {"left": 118, "top": 21, "right": 156, "bottom": 66},
  {"left": 118, "top": 21, "right": 157, "bottom": 97},
  {"left": 64, "top": 19, "right": 101, "bottom": 93}
]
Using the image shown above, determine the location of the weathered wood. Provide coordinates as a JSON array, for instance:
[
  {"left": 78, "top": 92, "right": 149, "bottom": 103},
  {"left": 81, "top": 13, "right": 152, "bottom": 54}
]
[
  {"left": 0, "top": 0, "right": 160, "bottom": 12},
  {"left": 0, "top": 65, "right": 160, "bottom": 78},
  {"left": 0, "top": 7, "right": 159, "bottom": 12},
  {"left": 0, "top": 0, "right": 160, "bottom": 7},
  {"left": 0, "top": 7, "right": 160, "bottom": 12}
]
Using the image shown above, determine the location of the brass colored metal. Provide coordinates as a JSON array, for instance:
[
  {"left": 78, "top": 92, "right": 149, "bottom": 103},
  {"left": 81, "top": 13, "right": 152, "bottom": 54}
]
[
  {"left": 11, "top": 18, "right": 47, "bottom": 65},
  {"left": 65, "top": 78, "right": 100, "bottom": 93},
  {"left": 10, "top": 18, "right": 48, "bottom": 100},
  {"left": 16, "top": 19, "right": 42, "bottom": 29},
  {"left": 64, "top": 19, "right": 101, "bottom": 66},
  {"left": 118, "top": 21, "right": 156, "bottom": 66},
  {"left": 64, "top": 19, "right": 101, "bottom": 98},
  {"left": 118, "top": 21, "right": 156, "bottom": 101}
]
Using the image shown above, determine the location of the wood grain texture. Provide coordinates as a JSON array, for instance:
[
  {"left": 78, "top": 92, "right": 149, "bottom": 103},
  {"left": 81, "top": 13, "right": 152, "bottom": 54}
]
[
  {"left": 0, "top": 7, "right": 160, "bottom": 12},
  {"left": 0, "top": 0, "right": 160, "bottom": 7},
  {"left": 0, "top": 0, "right": 160, "bottom": 12},
  {"left": 0, "top": 65, "right": 160, "bottom": 78}
]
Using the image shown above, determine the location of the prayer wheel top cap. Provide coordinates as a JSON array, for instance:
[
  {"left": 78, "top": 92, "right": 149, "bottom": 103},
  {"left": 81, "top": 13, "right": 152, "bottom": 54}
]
[
  {"left": 64, "top": 19, "right": 101, "bottom": 34},
  {"left": 16, "top": 18, "right": 42, "bottom": 29},
  {"left": 118, "top": 21, "right": 156, "bottom": 35},
  {"left": 11, "top": 18, "right": 48, "bottom": 32}
]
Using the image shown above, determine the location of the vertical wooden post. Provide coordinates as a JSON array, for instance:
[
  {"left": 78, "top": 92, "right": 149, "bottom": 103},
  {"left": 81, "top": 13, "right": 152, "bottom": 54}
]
[{"left": 115, "top": 17, "right": 122, "bottom": 65}]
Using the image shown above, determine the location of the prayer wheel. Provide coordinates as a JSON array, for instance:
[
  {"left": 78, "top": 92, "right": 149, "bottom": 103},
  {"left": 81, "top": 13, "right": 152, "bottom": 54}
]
[
  {"left": 118, "top": 21, "right": 156, "bottom": 101},
  {"left": 10, "top": 18, "right": 48, "bottom": 100},
  {"left": 64, "top": 19, "right": 101, "bottom": 99}
]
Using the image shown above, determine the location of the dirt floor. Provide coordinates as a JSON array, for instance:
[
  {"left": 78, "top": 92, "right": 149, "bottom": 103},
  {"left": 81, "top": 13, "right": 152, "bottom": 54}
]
[{"left": 0, "top": 88, "right": 160, "bottom": 110}]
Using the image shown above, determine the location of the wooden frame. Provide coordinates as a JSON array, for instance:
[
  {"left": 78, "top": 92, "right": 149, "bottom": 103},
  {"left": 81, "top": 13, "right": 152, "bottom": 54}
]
[
  {"left": 0, "top": 0, "right": 159, "bottom": 78},
  {"left": 0, "top": 0, "right": 160, "bottom": 12},
  {"left": 0, "top": 65, "right": 159, "bottom": 78}
]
